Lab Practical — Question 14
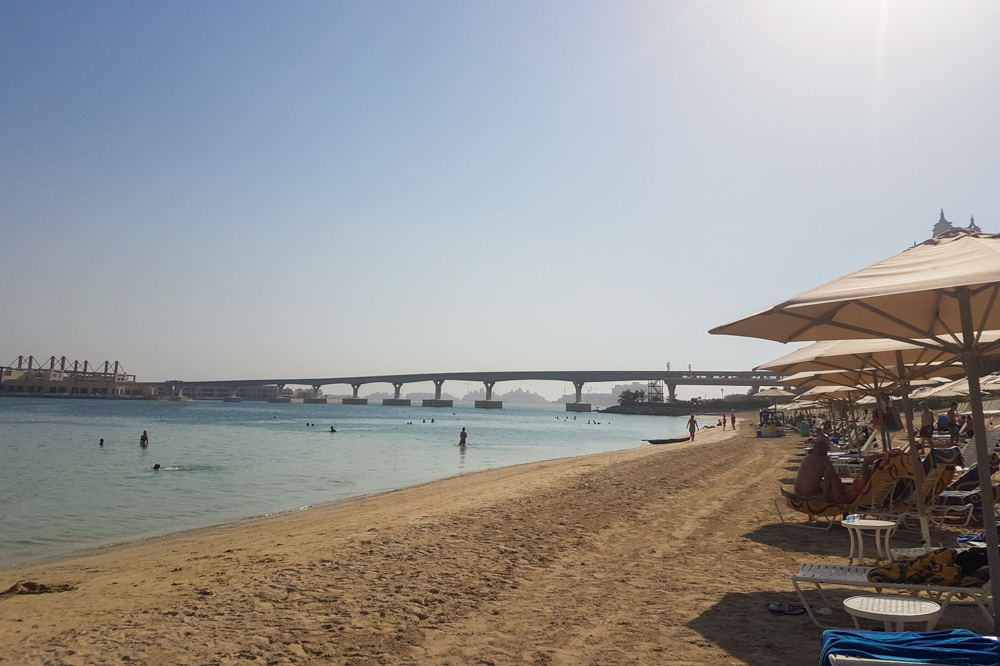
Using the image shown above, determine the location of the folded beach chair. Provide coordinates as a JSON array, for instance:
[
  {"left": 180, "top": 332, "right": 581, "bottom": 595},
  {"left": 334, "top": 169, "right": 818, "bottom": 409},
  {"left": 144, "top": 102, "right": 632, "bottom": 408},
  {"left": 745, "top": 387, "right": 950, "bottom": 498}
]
[
  {"left": 776, "top": 450, "right": 911, "bottom": 529},
  {"left": 821, "top": 629, "right": 1000, "bottom": 666},
  {"left": 791, "top": 561, "right": 993, "bottom": 630}
]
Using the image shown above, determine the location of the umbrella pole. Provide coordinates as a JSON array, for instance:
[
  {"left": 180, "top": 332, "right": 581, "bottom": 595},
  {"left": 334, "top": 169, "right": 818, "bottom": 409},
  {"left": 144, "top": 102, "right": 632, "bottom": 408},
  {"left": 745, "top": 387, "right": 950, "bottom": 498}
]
[
  {"left": 896, "top": 350, "right": 931, "bottom": 547},
  {"left": 958, "top": 289, "right": 1000, "bottom": 636}
]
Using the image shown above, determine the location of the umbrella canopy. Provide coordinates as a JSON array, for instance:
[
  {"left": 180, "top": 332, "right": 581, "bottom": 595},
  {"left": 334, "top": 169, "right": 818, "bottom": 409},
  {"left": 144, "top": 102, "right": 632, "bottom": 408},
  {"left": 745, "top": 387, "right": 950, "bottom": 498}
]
[
  {"left": 796, "top": 385, "right": 870, "bottom": 401},
  {"left": 711, "top": 231, "right": 1000, "bottom": 348},
  {"left": 710, "top": 229, "right": 1000, "bottom": 633},
  {"left": 755, "top": 332, "right": 1000, "bottom": 375},
  {"left": 910, "top": 371, "right": 1000, "bottom": 399},
  {"left": 754, "top": 388, "right": 796, "bottom": 398},
  {"left": 776, "top": 367, "right": 962, "bottom": 391}
]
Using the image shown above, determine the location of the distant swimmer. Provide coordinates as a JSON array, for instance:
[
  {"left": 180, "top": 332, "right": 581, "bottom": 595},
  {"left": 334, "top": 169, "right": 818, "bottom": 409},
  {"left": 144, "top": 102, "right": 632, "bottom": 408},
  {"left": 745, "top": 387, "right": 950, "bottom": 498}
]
[
  {"left": 330, "top": 426, "right": 337, "bottom": 433},
  {"left": 99, "top": 438, "right": 104, "bottom": 447},
  {"left": 153, "top": 464, "right": 161, "bottom": 471},
  {"left": 139, "top": 430, "right": 149, "bottom": 447},
  {"left": 459, "top": 427, "right": 467, "bottom": 446}
]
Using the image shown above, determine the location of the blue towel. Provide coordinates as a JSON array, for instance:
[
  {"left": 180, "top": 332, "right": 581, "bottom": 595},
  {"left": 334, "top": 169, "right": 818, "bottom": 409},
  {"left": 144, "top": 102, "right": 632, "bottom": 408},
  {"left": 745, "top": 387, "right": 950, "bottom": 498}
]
[
  {"left": 958, "top": 521, "right": 1000, "bottom": 544},
  {"left": 819, "top": 629, "right": 1000, "bottom": 665}
]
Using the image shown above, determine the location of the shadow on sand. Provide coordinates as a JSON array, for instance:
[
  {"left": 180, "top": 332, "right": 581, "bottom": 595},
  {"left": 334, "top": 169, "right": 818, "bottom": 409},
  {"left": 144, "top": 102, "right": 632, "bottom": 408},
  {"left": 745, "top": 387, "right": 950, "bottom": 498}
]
[
  {"left": 686, "top": 586, "right": 989, "bottom": 665},
  {"left": 686, "top": 589, "right": 825, "bottom": 665}
]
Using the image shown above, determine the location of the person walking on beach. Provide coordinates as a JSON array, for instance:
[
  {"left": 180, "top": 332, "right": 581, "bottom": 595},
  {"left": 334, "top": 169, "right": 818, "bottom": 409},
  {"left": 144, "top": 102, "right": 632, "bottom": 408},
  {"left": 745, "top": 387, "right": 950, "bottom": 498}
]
[
  {"left": 730, "top": 412, "right": 736, "bottom": 430},
  {"left": 459, "top": 427, "right": 467, "bottom": 447},
  {"left": 139, "top": 431, "right": 149, "bottom": 447},
  {"left": 721, "top": 414, "right": 727, "bottom": 431},
  {"left": 687, "top": 415, "right": 698, "bottom": 441},
  {"left": 918, "top": 402, "right": 934, "bottom": 451}
]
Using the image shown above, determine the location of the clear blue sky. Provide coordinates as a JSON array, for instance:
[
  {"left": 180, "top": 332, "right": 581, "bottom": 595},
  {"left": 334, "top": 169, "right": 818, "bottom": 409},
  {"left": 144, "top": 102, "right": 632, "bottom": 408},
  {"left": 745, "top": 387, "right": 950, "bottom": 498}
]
[{"left": 2, "top": 1, "right": 998, "bottom": 399}]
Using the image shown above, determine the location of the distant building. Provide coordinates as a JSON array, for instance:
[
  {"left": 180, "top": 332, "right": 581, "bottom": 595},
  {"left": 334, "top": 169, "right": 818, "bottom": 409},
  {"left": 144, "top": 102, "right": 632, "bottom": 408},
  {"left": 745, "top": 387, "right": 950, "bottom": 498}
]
[
  {"left": 0, "top": 356, "right": 147, "bottom": 397},
  {"left": 932, "top": 209, "right": 981, "bottom": 238}
]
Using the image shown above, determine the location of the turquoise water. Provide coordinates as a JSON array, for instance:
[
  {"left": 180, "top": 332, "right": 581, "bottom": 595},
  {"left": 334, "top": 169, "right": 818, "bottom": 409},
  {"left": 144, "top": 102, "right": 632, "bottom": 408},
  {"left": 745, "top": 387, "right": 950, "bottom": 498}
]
[{"left": 0, "top": 398, "right": 690, "bottom": 566}]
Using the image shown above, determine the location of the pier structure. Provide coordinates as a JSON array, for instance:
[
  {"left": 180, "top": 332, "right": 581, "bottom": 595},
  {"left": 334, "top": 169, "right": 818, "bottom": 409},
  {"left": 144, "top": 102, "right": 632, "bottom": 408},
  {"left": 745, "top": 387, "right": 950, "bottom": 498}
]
[{"left": 151, "top": 370, "right": 784, "bottom": 412}]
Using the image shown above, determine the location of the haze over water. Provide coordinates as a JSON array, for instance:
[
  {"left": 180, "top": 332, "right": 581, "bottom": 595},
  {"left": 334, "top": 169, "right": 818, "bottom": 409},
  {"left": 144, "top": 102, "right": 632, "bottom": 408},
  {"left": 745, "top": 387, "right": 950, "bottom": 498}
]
[{"left": 0, "top": 398, "right": 692, "bottom": 567}]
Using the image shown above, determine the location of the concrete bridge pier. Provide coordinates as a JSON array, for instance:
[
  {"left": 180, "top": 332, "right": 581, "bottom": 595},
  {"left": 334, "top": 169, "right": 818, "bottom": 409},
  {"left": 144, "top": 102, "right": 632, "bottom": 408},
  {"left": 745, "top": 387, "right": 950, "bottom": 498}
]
[
  {"left": 269, "top": 383, "right": 291, "bottom": 403},
  {"left": 224, "top": 386, "right": 242, "bottom": 402},
  {"left": 304, "top": 384, "right": 328, "bottom": 404},
  {"left": 750, "top": 385, "right": 760, "bottom": 394},
  {"left": 566, "top": 381, "right": 591, "bottom": 412},
  {"left": 424, "top": 379, "right": 453, "bottom": 408},
  {"left": 476, "top": 381, "right": 502, "bottom": 409},
  {"left": 384, "top": 382, "right": 410, "bottom": 406},
  {"left": 169, "top": 383, "right": 190, "bottom": 402},
  {"left": 343, "top": 383, "right": 368, "bottom": 405},
  {"left": 667, "top": 384, "right": 677, "bottom": 402}
]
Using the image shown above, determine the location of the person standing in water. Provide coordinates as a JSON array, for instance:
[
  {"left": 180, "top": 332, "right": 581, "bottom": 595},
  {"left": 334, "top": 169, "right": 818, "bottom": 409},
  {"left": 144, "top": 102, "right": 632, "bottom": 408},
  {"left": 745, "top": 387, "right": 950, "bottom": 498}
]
[
  {"left": 99, "top": 438, "right": 104, "bottom": 447},
  {"left": 459, "top": 427, "right": 467, "bottom": 446},
  {"left": 139, "top": 431, "right": 149, "bottom": 447}
]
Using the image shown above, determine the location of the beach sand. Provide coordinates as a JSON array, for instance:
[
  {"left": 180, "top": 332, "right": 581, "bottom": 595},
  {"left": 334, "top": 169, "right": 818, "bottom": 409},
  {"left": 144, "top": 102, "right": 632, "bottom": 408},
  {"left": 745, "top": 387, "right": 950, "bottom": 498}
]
[{"left": 0, "top": 421, "right": 986, "bottom": 665}]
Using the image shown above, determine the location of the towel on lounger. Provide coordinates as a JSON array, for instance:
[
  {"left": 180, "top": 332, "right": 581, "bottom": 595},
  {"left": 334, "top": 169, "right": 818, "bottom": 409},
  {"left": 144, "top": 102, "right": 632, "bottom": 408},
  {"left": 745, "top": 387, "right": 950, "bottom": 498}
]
[
  {"left": 819, "top": 629, "right": 1000, "bottom": 665},
  {"left": 867, "top": 548, "right": 988, "bottom": 586}
]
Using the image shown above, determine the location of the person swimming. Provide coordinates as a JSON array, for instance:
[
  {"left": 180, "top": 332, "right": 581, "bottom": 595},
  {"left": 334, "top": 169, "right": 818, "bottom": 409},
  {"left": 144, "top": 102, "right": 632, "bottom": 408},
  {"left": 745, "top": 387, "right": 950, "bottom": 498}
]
[{"left": 153, "top": 464, "right": 161, "bottom": 471}]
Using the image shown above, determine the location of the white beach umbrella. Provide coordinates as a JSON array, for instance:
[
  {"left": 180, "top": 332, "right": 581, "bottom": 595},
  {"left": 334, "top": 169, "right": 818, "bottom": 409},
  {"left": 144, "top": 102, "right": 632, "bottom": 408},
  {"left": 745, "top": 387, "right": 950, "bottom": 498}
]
[
  {"left": 709, "top": 229, "right": 1000, "bottom": 633},
  {"left": 759, "top": 335, "right": 994, "bottom": 546},
  {"left": 755, "top": 333, "right": 1000, "bottom": 376}
]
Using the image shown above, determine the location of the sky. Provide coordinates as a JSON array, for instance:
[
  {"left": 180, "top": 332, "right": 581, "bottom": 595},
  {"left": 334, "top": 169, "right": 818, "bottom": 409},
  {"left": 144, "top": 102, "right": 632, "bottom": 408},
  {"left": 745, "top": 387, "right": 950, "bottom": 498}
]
[{"left": 2, "top": 1, "right": 999, "bottom": 400}]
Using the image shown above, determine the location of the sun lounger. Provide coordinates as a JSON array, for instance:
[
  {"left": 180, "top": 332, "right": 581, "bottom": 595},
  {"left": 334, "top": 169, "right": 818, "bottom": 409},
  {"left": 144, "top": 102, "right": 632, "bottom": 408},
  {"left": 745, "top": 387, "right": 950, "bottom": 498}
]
[
  {"left": 828, "top": 658, "right": 949, "bottom": 665},
  {"left": 821, "top": 629, "right": 1000, "bottom": 666},
  {"left": 791, "top": 563, "right": 993, "bottom": 630}
]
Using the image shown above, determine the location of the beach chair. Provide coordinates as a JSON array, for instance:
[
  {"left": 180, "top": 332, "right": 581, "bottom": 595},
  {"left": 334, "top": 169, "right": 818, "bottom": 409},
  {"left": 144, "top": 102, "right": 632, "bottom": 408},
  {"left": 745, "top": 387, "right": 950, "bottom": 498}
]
[
  {"left": 791, "top": 562, "right": 993, "bottom": 630},
  {"left": 936, "top": 452, "right": 1000, "bottom": 522},
  {"left": 822, "top": 629, "right": 1000, "bottom": 666},
  {"left": 775, "top": 450, "right": 911, "bottom": 529},
  {"left": 828, "top": 657, "right": 949, "bottom": 665},
  {"left": 873, "top": 447, "right": 963, "bottom": 528}
]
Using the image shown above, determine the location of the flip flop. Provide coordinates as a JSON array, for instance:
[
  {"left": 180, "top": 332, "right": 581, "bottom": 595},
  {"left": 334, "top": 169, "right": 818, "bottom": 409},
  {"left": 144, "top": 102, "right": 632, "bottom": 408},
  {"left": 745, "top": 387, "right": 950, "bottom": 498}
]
[{"left": 767, "top": 603, "right": 806, "bottom": 616}]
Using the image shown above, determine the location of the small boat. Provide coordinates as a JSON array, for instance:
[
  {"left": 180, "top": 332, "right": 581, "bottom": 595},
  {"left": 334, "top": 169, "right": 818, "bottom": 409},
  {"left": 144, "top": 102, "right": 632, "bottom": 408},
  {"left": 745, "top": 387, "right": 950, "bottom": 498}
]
[{"left": 643, "top": 436, "right": 690, "bottom": 445}]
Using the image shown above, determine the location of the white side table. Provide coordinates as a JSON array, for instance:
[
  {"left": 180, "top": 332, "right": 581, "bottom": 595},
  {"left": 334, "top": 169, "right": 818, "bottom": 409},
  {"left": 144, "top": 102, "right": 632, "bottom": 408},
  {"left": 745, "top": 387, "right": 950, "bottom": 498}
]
[
  {"left": 843, "top": 595, "right": 942, "bottom": 632},
  {"left": 841, "top": 519, "right": 897, "bottom": 564}
]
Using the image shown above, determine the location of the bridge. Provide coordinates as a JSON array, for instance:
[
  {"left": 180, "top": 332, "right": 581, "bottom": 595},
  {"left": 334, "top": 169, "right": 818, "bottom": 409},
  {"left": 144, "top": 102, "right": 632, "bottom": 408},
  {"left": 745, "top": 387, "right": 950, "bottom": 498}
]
[{"left": 152, "top": 370, "right": 785, "bottom": 412}]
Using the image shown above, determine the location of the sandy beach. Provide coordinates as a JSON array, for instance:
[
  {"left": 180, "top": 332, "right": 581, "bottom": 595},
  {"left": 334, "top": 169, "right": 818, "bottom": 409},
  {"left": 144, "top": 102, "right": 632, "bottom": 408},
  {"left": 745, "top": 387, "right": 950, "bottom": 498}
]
[{"left": 0, "top": 420, "right": 987, "bottom": 665}]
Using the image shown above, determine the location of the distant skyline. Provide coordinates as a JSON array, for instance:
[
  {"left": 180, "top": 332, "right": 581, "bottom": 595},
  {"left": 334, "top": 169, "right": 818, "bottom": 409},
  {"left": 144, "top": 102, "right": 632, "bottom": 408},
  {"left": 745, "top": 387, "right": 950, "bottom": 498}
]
[{"left": 3, "top": 1, "right": 998, "bottom": 401}]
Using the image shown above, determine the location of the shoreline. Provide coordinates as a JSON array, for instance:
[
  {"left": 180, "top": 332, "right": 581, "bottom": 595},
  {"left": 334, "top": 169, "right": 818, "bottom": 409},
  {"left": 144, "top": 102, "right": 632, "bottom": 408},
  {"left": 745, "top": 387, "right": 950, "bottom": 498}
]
[
  {"left": 3, "top": 417, "right": 981, "bottom": 664},
  {"left": 1, "top": 425, "right": 723, "bottom": 574}
]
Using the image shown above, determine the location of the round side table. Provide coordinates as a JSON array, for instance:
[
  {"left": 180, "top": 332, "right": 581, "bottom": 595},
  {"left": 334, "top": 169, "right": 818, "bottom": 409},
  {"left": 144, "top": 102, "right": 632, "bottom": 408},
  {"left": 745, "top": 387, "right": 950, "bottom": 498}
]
[
  {"left": 841, "top": 519, "right": 897, "bottom": 564},
  {"left": 843, "top": 595, "right": 942, "bottom": 632}
]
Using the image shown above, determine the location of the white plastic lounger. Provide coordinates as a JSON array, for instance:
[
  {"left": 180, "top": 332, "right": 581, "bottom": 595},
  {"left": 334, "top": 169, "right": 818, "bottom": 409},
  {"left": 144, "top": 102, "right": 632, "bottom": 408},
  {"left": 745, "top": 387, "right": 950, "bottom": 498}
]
[
  {"left": 791, "top": 563, "right": 992, "bottom": 629},
  {"left": 828, "top": 657, "right": 949, "bottom": 665}
]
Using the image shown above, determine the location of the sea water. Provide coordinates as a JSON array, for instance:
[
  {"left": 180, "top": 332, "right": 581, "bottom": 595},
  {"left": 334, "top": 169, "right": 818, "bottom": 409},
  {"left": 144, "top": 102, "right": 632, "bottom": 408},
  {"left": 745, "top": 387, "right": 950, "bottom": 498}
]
[{"left": 0, "top": 398, "right": 692, "bottom": 567}]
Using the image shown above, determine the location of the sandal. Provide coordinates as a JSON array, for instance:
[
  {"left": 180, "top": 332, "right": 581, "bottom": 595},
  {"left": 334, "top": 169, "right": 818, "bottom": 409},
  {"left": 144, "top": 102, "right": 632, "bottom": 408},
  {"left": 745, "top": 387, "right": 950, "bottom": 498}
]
[{"left": 767, "top": 603, "right": 806, "bottom": 616}]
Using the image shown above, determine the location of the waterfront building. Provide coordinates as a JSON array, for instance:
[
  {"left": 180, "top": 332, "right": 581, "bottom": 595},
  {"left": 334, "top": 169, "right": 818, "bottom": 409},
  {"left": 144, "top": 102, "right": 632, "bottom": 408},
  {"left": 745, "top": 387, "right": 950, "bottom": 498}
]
[{"left": 0, "top": 357, "right": 147, "bottom": 397}]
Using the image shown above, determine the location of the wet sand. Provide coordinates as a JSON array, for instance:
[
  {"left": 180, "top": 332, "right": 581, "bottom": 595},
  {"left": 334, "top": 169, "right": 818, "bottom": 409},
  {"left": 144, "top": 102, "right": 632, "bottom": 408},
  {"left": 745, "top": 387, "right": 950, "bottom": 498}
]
[{"left": 0, "top": 420, "right": 985, "bottom": 665}]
